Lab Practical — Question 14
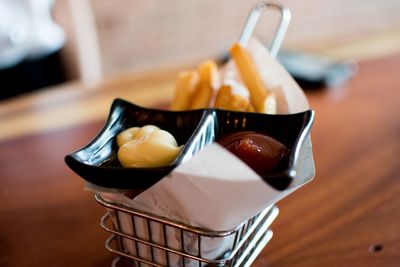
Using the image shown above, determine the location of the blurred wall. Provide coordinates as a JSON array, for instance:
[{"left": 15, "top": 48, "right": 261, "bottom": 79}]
[{"left": 55, "top": 0, "right": 400, "bottom": 81}]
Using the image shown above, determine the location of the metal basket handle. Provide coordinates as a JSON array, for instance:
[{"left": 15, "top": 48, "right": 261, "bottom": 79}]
[{"left": 239, "top": 1, "right": 291, "bottom": 58}]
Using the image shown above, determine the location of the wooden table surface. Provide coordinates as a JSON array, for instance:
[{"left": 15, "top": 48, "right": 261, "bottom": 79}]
[{"left": 1, "top": 54, "right": 399, "bottom": 267}]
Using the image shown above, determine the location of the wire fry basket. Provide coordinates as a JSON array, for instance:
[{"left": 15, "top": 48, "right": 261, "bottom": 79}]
[
  {"left": 94, "top": 2, "right": 291, "bottom": 266},
  {"left": 96, "top": 194, "right": 279, "bottom": 267}
]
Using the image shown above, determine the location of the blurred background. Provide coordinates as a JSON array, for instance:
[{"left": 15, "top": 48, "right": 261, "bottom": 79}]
[{"left": 1, "top": 0, "right": 400, "bottom": 100}]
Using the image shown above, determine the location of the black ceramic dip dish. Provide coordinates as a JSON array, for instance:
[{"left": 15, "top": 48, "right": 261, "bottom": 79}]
[{"left": 65, "top": 98, "right": 314, "bottom": 191}]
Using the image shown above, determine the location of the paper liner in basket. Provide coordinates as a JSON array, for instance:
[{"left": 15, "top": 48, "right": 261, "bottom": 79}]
[{"left": 97, "top": 37, "right": 315, "bottom": 266}]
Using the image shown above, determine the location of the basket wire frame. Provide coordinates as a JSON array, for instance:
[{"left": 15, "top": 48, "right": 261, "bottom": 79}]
[
  {"left": 96, "top": 193, "right": 279, "bottom": 267},
  {"left": 95, "top": 2, "right": 290, "bottom": 266}
]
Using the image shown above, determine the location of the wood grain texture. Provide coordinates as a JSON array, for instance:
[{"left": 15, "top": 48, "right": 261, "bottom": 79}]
[
  {"left": 0, "top": 55, "right": 399, "bottom": 266},
  {"left": 254, "top": 55, "right": 400, "bottom": 266},
  {"left": 0, "top": 69, "right": 177, "bottom": 141},
  {"left": 0, "top": 122, "right": 112, "bottom": 267}
]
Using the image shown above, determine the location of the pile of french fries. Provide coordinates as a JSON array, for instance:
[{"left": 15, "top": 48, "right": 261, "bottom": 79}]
[{"left": 171, "top": 43, "right": 276, "bottom": 114}]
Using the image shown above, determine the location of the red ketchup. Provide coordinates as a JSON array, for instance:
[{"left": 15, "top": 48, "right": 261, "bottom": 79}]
[{"left": 217, "top": 131, "right": 290, "bottom": 177}]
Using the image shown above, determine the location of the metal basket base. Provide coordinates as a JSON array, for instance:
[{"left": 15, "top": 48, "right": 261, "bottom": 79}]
[
  {"left": 96, "top": 192, "right": 279, "bottom": 267},
  {"left": 110, "top": 229, "right": 274, "bottom": 267}
]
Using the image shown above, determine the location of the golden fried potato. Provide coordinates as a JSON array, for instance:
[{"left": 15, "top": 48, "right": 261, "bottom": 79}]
[
  {"left": 230, "top": 43, "right": 276, "bottom": 114},
  {"left": 171, "top": 71, "right": 199, "bottom": 110}
]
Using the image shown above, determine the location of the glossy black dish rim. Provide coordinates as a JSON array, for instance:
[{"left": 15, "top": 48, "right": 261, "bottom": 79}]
[
  {"left": 65, "top": 99, "right": 209, "bottom": 189},
  {"left": 65, "top": 98, "right": 314, "bottom": 191}
]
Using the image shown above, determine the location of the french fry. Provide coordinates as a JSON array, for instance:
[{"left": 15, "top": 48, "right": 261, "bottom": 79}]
[
  {"left": 171, "top": 71, "right": 199, "bottom": 110},
  {"left": 230, "top": 94, "right": 250, "bottom": 112},
  {"left": 247, "top": 103, "right": 256, "bottom": 112},
  {"left": 189, "top": 81, "right": 213, "bottom": 109},
  {"left": 230, "top": 43, "right": 276, "bottom": 114},
  {"left": 198, "top": 60, "right": 220, "bottom": 89},
  {"left": 214, "top": 85, "right": 232, "bottom": 109},
  {"left": 172, "top": 44, "right": 277, "bottom": 113},
  {"left": 214, "top": 85, "right": 249, "bottom": 112}
]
